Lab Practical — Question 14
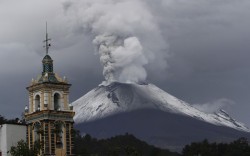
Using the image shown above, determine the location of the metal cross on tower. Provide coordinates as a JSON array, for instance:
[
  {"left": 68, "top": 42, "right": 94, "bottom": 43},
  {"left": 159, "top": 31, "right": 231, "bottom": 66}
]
[{"left": 43, "top": 22, "right": 51, "bottom": 55}]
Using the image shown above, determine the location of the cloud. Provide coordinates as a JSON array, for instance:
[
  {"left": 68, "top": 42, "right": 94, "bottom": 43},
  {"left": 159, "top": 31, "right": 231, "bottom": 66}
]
[
  {"left": 0, "top": 43, "right": 40, "bottom": 75},
  {"left": 0, "top": 0, "right": 249, "bottom": 127},
  {"left": 149, "top": 0, "right": 250, "bottom": 73},
  {"left": 193, "top": 98, "right": 235, "bottom": 113},
  {"left": 63, "top": 0, "right": 169, "bottom": 84}
]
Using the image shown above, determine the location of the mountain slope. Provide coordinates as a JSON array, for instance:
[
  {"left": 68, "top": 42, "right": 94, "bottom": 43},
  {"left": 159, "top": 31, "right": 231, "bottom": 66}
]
[
  {"left": 72, "top": 82, "right": 250, "bottom": 151},
  {"left": 73, "top": 82, "right": 249, "bottom": 132}
]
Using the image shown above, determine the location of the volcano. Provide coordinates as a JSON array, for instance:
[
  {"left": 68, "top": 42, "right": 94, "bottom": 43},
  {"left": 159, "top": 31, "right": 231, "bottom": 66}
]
[{"left": 72, "top": 82, "right": 250, "bottom": 151}]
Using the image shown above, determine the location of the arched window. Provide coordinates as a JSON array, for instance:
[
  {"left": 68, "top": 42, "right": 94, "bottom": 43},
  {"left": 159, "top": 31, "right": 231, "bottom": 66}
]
[
  {"left": 54, "top": 121, "right": 64, "bottom": 148},
  {"left": 54, "top": 93, "right": 61, "bottom": 111},
  {"left": 33, "top": 122, "right": 41, "bottom": 141},
  {"left": 34, "top": 95, "right": 40, "bottom": 112}
]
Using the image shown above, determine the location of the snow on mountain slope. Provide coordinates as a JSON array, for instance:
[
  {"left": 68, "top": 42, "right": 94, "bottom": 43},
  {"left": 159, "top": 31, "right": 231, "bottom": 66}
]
[{"left": 72, "top": 82, "right": 249, "bottom": 132}]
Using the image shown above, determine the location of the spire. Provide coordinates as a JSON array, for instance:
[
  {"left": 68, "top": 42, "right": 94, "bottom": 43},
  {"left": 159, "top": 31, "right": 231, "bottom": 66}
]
[
  {"left": 42, "top": 23, "right": 53, "bottom": 73},
  {"left": 44, "top": 22, "right": 51, "bottom": 55},
  {"left": 39, "top": 22, "right": 58, "bottom": 83}
]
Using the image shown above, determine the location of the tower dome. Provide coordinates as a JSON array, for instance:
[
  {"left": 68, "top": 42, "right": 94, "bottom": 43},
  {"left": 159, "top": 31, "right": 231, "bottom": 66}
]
[
  {"left": 42, "top": 54, "right": 53, "bottom": 73},
  {"left": 39, "top": 54, "right": 58, "bottom": 83}
]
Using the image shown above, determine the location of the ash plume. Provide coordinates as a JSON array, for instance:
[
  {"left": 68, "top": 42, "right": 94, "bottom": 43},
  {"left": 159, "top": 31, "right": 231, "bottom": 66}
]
[{"left": 63, "top": 0, "right": 168, "bottom": 84}]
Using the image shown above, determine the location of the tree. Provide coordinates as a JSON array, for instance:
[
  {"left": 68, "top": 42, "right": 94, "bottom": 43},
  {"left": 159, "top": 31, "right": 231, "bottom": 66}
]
[
  {"left": 74, "top": 132, "right": 180, "bottom": 156},
  {"left": 0, "top": 115, "right": 7, "bottom": 124},
  {"left": 8, "top": 140, "right": 41, "bottom": 156},
  {"left": 0, "top": 114, "right": 26, "bottom": 124},
  {"left": 182, "top": 137, "right": 250, "bottom": 156}
]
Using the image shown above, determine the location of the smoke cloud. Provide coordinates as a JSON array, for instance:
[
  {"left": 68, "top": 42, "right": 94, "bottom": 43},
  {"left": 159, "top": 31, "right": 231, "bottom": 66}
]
[
  {"left": 193, "top": 98, "right": 234, "bottom": 113},
  {"left": 63, "top": 0, "right": 168, "bottom": 84}
]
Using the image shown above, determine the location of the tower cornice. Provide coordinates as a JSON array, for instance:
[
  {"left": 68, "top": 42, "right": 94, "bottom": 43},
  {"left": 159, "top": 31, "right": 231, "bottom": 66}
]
[
  {"left": 25, "top": 110, "right": 75, "bottom": 123},
  {"left": 27, "top": 82, "right": 71, "bottom": 92}
]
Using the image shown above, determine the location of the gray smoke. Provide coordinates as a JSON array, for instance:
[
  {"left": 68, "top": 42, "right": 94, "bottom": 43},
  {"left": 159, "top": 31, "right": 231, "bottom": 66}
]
[
  {"left": 193, "top": 98, "right": 235, "bottom": 113},
  {"left": 63, "top": 0, "right": 168, "bottom": 84}
]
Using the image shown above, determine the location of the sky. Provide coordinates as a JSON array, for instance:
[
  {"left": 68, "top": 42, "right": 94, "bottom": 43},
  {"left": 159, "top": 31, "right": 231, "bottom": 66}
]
[{"left": 0, "top": 0, "right": 250, "bottom": 127}]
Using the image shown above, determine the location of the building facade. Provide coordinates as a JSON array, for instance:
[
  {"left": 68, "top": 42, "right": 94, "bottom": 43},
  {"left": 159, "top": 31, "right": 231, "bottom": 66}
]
[
  {"left": 25, "top": 31, "right": 75, "bottom": 155},
  {"left": 0, "top": 124, "right": 26, "bottom": 156}
]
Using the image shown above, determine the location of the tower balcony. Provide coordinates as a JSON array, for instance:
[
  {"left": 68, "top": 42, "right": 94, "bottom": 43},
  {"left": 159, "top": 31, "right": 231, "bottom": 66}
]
[{"left": 25, "top": 110, "right": 75, "bottom": 124}]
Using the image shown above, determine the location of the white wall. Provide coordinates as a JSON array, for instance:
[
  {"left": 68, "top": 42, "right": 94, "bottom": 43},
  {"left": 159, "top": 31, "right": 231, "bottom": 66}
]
[
  {"left": 0, "top": 125, "right": 2, "bottom": 155},
  {"left": 0, "top": 124, "right": 26, "bottom": 156}
]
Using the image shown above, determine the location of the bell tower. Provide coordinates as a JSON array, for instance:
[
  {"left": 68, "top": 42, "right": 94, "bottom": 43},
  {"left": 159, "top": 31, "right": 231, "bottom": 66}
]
[{"left": 25, "top": 24, "right": 75, "bottom": 156}]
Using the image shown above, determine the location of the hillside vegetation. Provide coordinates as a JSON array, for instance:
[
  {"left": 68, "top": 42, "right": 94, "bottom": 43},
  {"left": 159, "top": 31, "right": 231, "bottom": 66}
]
[
  {"left": 75, "top": 132, "right": 250, "bottom": 156},
  {"left": 74, "top": 131, "right": 180, "bottom": 156}
]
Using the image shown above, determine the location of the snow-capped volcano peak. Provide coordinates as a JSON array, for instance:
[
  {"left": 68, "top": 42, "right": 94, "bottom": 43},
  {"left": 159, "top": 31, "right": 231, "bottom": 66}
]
[{"left": 72, "top": 82, "right": 249, "bottom": 132}]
